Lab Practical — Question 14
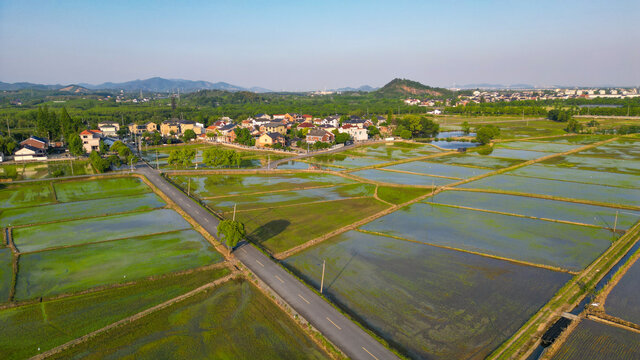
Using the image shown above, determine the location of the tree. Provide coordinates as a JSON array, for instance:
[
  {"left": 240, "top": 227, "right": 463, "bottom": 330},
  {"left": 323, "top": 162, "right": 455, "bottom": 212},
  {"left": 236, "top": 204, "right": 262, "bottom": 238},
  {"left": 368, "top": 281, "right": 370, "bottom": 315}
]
[
  {"left": 334, "top": 132, "right": 351, "bottom": 144},
  {"left": 234, "top": 127, "right": 254, "bottom": 146},
  {"left": 68, "top": 134, "right": 84, "bottom": 156},
  {"left": 367, "top": 125, "right": 380, "bottom": 138},
  {"left": 182, "top": 129, "right": 196, "bottom": 142},
  {"left": 547, "top": 109, "right": 572, "bottom": 122},
  {"left": 0, "top": 136, "right": 18, "bottom": 155},
  {"left": 216, "top": 219, "right": 246, "bottom": 254},
  {"left": 312, "top": 141, "right": 331, "bottom": 150},
  {"left": 89, "top": 151, "right": 110, "bottom": 173},
  {"left": 98, "top": 140, "right": 108, "bottom": 154},
  {"left": 168, "top": 148, "right": 196, "bottom": 168},
  {"left": 110, "top": 140, "right": 131, "bottom": 157},
  {"left": 565, "top": 118, "right": 583, "bottom": 133},
  {"left": 475, "top": 125, "right": 500, "bottom": 145},
  {"left": 202, "top": 147, "right": 241, "bottom": 168},
  {"left": 399, "top": 129, "right": 412, "bottom": 139},
  {"left": 461, "top": 121, "right": 471, "bottom": 134}
]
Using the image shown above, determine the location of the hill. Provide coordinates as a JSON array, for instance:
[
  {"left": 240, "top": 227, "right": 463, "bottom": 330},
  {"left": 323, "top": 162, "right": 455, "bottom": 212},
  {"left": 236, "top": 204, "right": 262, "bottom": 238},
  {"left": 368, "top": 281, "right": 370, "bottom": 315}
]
[
  {"left": 374, "top": 78, "right": 452, "bottom": 98},
  {"left": 82, "top": 77, "right": 273, "bottom": 93},
  {"left": 58, "top": 85, "right": 90, "bottom": 93}
]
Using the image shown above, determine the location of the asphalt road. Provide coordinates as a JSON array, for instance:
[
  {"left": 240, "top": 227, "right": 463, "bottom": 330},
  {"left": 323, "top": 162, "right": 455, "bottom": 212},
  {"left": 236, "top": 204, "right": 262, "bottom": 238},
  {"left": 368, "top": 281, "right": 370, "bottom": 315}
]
[{"left": 137, "top": 165, "right": 398, "bottom": 360}]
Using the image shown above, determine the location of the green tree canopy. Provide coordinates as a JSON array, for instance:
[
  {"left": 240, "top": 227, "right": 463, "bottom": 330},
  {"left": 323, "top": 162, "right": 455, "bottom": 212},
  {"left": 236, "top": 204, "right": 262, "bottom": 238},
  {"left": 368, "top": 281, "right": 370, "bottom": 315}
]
[
  {"left": 475, "top": 125, "right": 501, "bottom": 145},
  {"left": 216, "top": 219, "right": 246, "bottom": 252},
  {"left": 168, "top": 148, "right": 197, "bottom": 168},
  {"left": 182, "top": 129, "right": 197, "bottom": 142},
  {"left": 202, "top": 147, "right": 241, "bottom": 168}
]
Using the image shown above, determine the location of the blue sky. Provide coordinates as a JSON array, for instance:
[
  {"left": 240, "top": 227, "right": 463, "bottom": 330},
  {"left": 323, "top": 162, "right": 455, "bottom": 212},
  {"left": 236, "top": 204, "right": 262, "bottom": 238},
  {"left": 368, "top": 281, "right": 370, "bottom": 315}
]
[{"left": 1, "top": 0, "right": 638, "bottom": 90}]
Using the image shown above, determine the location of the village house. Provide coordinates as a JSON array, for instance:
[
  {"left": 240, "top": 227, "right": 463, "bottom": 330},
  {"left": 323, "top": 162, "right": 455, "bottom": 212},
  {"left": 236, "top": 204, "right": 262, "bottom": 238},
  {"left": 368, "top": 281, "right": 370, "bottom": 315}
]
[
  {"left": 339, "top": 124, "right": 368, "bottom": 141},
  {"left": 305, "top": 128, "right": 335, "bottom": 144},
  {"left": 128, "top": 124, "right": 147, "bottom": 135},
  {"left": 262, "top": 122, "right": 287, "bottom": 135},
  {"left": 80, "top": 129, "right": 103, "bottom": 153},
  {"left": 20, "top": 136, "right": 49, "bottom": 152},
  {"left": 97, "top": 122, "right": 120, "bottom": 137},
  {"left": 256, "top": 132, "right": 286, "bottom": 148},
  {"left": 322, "top": 116, "right": 340, "bottom": 128},
  {"left": 254, "top": 113, "right": 271, "bottom": 121},
  {"left": 216, "top": 123, "right": 237, "bottom": 143},
  {"left": 160, "top": 120, "right": 181, "bottom": 136},
  {"left": 301, "top": 114, "right": 313, "bottom": 122},
  {"left": 273, "top": 114, "right": 286, "bottom": 120},
  {"left": 14, "top": 145, "right": 47, "bottom": 161},
  {"left": 145, "top": 122, "right": 158, "bottom": 132},
  {"left": 297, "top": 122, "right": 314, "bottom": 129},
  {"left": 284, "top": 113, "right": 296, "bottom": 123}
]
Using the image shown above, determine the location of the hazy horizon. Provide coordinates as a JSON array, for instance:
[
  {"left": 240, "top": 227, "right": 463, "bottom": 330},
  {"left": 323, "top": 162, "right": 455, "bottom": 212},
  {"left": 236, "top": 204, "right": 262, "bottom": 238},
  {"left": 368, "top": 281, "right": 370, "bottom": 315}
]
[{"left": 1, "top": 0, "right": 639, "bottom": 91}]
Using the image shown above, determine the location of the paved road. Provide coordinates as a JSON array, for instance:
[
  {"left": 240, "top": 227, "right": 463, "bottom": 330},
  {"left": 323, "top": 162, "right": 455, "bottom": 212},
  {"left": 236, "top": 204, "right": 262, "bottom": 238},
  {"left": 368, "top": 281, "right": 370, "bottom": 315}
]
[{"left": 137, "top": 165, "right": 398, "bottom": 360}]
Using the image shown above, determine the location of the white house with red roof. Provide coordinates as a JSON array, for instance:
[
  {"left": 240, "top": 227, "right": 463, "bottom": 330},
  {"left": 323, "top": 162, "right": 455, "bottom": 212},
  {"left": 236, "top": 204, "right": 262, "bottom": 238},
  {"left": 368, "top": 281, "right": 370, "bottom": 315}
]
[{"left": 80, "top": 129, "right": 103, "bottom": 153}]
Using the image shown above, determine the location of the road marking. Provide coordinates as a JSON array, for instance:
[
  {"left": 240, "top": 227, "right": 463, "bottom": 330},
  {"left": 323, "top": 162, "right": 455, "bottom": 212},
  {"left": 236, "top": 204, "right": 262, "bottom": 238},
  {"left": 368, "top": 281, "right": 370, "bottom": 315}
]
[
  {"left": 275, "top": 275, "right": 284, "bottom": 283},
  {"left": 255, "top": 260, "right": 264, "bottom": 267},
  {"left": 362, "top": 347, "right": 379, "bottom": 360},
  {"left": 241, "top": 248, "right": 247, "bottom": 254},
  {"left": 326, "top": 317, "right": 341, "bottom": 330},
  {"left": 298, "top": 294, "right": 310, "bottom": 304}
]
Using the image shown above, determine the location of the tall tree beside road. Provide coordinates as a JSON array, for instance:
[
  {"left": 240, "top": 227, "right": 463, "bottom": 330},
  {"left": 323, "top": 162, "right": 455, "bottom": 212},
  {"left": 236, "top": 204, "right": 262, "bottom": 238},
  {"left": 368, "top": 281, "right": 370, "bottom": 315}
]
[
  {"left": 67, "top": 134, "right": 84, "bottom": 156},
  {"left": 168, "top": 148, "right": 196, "bottom": 168},
  {"left": 217, "top": 219, "right": 246, "bottom": 254}
]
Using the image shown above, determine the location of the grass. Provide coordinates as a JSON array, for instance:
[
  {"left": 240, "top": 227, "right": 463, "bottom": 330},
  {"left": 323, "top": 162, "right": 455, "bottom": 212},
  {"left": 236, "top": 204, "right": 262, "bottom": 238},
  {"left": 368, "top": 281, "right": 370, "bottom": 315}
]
[
  {"left": 14, "top": 230, "right": 223, "bottom": 300},
  {"left": 362, "top": 202, "right": 614, "bottom": 271},
  {"left": 171, "top": 173, "right": 353, "bottom": 198},
  {"left": 0, "top": 267, "right": 230, "bottom": 360},
  {"left": 238, "top": 197, "right": 390, "bottom": 254},
  {"left": 376, "top": 186, "right": 431, "bottom": 205},
  {"left": 0, "top": 248, "right": 12, "bottom": 302},
  {"left": 50, "top": 279, "right": 329, "bottom": 360},
  {"left": 0, "top": 192, "right": 166, "bottom": 227},
  {"left": 550, "top": 319, "right": 640, "bottom": 360},
  {"left": 284, "top": 230, "right": 571, "bottom": 360},
  {"left": 13, "top": 209, "right": 191, "bottom": 253},
  {"left": 0, "top": 182, "right": 54, "bottom": 209},
  {"left": 53, "top": 176, "right": 151, "bottom": 202},
  {"left": 208, "top": 183, "right": 376, "bottom": 212}
]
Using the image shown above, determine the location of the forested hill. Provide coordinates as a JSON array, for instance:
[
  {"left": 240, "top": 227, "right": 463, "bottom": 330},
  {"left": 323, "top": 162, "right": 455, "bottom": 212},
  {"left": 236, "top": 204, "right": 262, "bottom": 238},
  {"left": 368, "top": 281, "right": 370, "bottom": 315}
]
[{"left": 374, "top": 78, "right": 453, "bottom": 98}]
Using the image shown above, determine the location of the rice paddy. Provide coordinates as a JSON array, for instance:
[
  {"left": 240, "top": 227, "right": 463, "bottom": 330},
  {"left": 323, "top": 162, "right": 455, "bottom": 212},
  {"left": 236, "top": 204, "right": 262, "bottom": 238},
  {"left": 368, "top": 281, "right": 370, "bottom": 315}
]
[
  {"left": 458, "top": 174, "right": 640, "bottom": 207},
  {"left": 53, "top": 177, "right": 151, "bottom": 202},
  {"left": 15, "top": 229, "right": 223, "bottom": 300},
  {"left": 307, "top": 153, "right": 389, "bottom": 169},
  {"left": 285, "top": 230, "right": 571, "bottom": 360},
  {"left": 0, "top": 182, "right": 54, "bottom": 209},
  {"left": 497, "top": 140, "right": 581, "bottom": 153},
  {"left": 430, "top": 190, "right": 640, "bottom": 230},
  {"left": 603, "top": 255, "right": 640, "bottom": 325},
  {"left": 350, "top": 169, "right": 456, "bottom": 186},
  {"left": 0, "top": 248, "right": 12, "bottom": 302},
  {"left": 383, "top": 160, "right": 492, "bottom": 179},
  {"left": 543, "top": 155, "right": 640, "bottom": 175},
  {"left": 425, "top": 153, "right": 523, "bottom": 169},
  {"left": 550, "top": 319, "right": 640, "bottom": 360},
  {"left": 362, "top": 202, "right": 613, "bottom": 271},
  {"left": 49, "top": 280, "right": 329, "bottom": 360},
  {"left": 507, "top": 164, "right": 640, "bottom": 189}
]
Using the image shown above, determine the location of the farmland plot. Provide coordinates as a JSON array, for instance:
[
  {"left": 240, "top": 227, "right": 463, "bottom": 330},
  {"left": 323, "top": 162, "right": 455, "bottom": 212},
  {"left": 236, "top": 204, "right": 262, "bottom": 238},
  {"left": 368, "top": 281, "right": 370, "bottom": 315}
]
[
  {"left": 383, "top": 161, "right": 492, "bottom": 179},
  {"left": 497, "top": 141, "right": 581, "bottom": 153},
  {"left": 208, "top": 183, "right": 375, "bottom": 212},
  {"left": 15, "top": 230, "right": 223, "bottom": 300},
  {"left": 237, "top": 197, "right": 389, "bottom": 253},
  {"left": 285, "top": 231, "right": 570, "bottom": 360},
  {"left": 171, "top": 173, "right": 352, "bottom": 198},
  {"left": 0, "top": 249, "right": 12, "bottom": 302},
  {"left": 543, "top": 155, "right": 640, "bottom": 175},
  {"left": 551, "top": 319, "right": 640, "bottom": 360},
  {"left": 50, "top": 280, "right": 329, "bottom": 360},
  {"left": 508, "top": 164, "right": 640, "bottom": 189},
  {"left": 604, "top": 255, "right": 640, "bottom": 325},
  {"left": 54, "top": 177, "right": 150, "bottom": 202},
  {"left": 350, "top": 169, "right": 455, "bottom": 186},
  {"left": 13, "top": 209, "right": 191, "bottom": 253},
  {"left": 425, "top": 153, "right": 523, "bottom": 169},
  {"left": 430, "top": 191, "right": 640, "bottom": 230},
  {"left": 362, "top": 202, "right": 613, "bottom": 271},
  {"left": 307, "top": 153, "right": 389, "bottom": 169},
  {"left": 0, "top": 183, "right": 53, "bottom": 209},
  {"left": 478, "top": 148, "right": 551, "bottom": 160},
  {"left": 342, "top": 142, "right": 440, "bottom": 160},
  {"left": 459, "top": 174, "right": 640, "bottom": 207},
  {"left": 0, "top": 267, "right": 230, "bottom": 360},
  {"left": 0, "top": 192, "right": 165, "bottom": 227}
]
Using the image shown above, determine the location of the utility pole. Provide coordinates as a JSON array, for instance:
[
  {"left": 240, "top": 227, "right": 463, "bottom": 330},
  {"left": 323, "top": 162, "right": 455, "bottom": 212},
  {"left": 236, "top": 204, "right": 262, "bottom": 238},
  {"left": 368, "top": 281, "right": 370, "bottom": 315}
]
[
  {"left": 156, "top": 150, "right": 159, "bottom": 170},
  {"left": 613, "top": 210, "right": 619, "bottom": 234},
  {"left": 267, "top": 154, "right": 270, "bottom": 170},
  {"left": 6, "top": 117, "right": 10, "bottom": 137},
  {"left": 233, "top": 204, "right": 237, "bottom": 221},
  {"left": 187, "top": 177, "right": 191, "bottom": 196},
  {"left": 320, "top": 259, "right": 325, "bottom": 294},
  {"left": 70, "top": 159, "right": 74, "bottom": 176}
]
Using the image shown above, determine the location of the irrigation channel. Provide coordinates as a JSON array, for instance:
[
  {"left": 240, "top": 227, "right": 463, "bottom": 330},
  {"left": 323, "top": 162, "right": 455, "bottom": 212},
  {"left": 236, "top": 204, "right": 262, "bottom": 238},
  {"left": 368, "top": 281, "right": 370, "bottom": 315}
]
[{"left": 527, "top": 237, "right": 640, "bottom": 360}]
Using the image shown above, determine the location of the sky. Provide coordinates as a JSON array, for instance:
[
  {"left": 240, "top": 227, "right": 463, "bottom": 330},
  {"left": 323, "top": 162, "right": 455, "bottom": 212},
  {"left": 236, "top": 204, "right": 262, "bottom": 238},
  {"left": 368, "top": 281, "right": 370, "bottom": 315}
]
[{"left": 1, "top": 0, "right": 639, "bottom": 90}]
